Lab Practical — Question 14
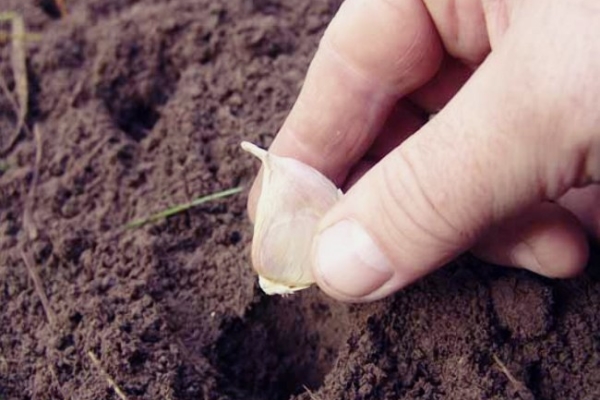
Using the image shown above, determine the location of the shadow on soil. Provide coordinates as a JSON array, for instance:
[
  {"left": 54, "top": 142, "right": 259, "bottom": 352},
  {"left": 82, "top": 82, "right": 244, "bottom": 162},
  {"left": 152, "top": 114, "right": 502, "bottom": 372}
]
[{"left": 210, "top": 290, "right": 350, "bottom": 400}]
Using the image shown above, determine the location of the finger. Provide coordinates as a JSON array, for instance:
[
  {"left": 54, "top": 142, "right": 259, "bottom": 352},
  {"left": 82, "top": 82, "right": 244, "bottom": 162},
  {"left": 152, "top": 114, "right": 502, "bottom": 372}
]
[
  {"left": 407, "top": 0, "right": 496, "bottom": 112},
  {"left": 473, "top": 203, "right": 588, "bottom": 277},
  {"left": 481, "top": 0, "right": 511, "bottom": 49},
  {"left": 311, "top": 2, "right": 599, "bottom": 302},
  {"left": 250, "top": 99, "right": 427, "bottom": 221},
  {"left": 247, "top": 0, "right": 443, "bottom": 220},
  {"left": 422, "top": 0, "right": 491, "bottom": 65},
  {"left": 269, "top": 0, "right": 442, "bottom": 181},
  {"left": 559, "top": 185, "right": 600, "bottom": 239}
]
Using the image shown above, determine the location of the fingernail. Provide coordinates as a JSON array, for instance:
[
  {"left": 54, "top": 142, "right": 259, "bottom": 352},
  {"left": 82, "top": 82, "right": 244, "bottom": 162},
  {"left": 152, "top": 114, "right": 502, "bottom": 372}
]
[
  {"left": 511, "top": 242, "right": 543, "bottom": 273},
  {"left": 314, "top": 220, "right": 394, "bottom": 298}
]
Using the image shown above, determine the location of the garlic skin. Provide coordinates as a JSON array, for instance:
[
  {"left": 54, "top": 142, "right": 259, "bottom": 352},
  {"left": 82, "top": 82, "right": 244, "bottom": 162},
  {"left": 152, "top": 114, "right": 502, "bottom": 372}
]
[{"left": 241, "top": 141, "right": 342, "bottom": 295}]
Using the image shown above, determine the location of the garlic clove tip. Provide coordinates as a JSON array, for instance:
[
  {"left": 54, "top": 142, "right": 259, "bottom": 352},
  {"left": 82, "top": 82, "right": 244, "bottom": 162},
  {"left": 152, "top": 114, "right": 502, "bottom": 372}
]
[
  {"left": 259, "top": 275, "right": 312, "bottom": 296},
  {"left": 241, "top": 141, "right": 268, "bottom": 163}
]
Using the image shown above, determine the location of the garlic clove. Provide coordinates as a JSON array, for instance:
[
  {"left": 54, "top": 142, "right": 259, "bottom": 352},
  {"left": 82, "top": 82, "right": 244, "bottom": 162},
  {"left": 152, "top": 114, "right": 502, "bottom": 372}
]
[{"left": 241, "top": 141, "right": 342, "bottom": 295}]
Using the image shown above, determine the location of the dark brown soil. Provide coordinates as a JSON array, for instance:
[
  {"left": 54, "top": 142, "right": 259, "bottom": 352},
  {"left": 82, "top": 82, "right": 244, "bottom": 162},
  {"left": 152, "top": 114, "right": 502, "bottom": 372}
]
[{"left": 1, "top": 1, "right": 599, "bottom": 399}]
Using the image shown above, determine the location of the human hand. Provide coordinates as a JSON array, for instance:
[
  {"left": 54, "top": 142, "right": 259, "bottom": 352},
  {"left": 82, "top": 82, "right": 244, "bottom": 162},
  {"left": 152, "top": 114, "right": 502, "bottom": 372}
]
[{"left": 248, "top": 0, "right": 600, "bottom": 302}]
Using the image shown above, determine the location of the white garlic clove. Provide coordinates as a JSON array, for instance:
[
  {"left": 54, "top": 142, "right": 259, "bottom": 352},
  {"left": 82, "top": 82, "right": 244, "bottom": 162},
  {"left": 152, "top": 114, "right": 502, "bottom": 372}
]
[{"left": 241, "top": 141, "right": 342, "bottom": 295}]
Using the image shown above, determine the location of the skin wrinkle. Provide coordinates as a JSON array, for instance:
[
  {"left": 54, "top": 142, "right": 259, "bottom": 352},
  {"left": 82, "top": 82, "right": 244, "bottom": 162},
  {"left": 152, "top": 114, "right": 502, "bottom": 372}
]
[
  {"left": 326, "top": 0, "right": 442, "bottom": 93},
  {"left": 390, "top": 145, "right": 475, "bottom": 248},
  {"left": 462, "top": 90, "right": 528, "bottom": 224},
  {"left": 371, "top": 183, "right": 453, "bottom": 280},
  {"left": 316, "top": 37, "right": 397, "bottom": 120},
  {"left": 411, "top": 90, "right": 515, "bottom": 236},
  {"left": 320, "top": 23, "right": 427, "bottom": 99},
  {"left": 387, "top": 13, "right": 442, "bottom": 92},
  {"left": 368, "top": 0, "right": 432, "bottom": 81},
  {"left": 424, "top": 0, "right": 489, "bottom": 65}
]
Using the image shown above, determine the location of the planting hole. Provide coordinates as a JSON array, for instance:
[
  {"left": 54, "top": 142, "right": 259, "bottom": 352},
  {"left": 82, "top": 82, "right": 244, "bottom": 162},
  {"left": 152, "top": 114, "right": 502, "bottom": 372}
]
[
  {"left": 114, "top": 99, "right": 159, "bottom": 142},
  {"left": 210, "top": 290, "right": 350, "bottom": 400}
]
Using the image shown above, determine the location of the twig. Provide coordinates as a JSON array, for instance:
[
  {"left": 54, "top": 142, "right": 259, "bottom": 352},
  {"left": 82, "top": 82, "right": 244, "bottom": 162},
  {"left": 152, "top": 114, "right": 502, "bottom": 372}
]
[
  {"left": 303, "top": 385, "right": 323, "bottom": 400},
  {"left": 87, "top": 351, "right": 129, "bottom": 400},
  {"left": 23, "top": 124, "right": 42, "bottom": 240},
  {"left": 20, "top": 248, "right": 57, "bottom": 328},
  {"left": 49, "top": 364, "right": 69, "bottom": 400},
  {"left": 126, "top": 186, "right": 244, "bottom": 229},
  {"left": 67, "top": 72, "right": 87, "bottom": 107},
  {"left": 0, "top": 355, "right": 8, "bottom": 371},
  {"left": 0, "top": 12, "right": 29, "bottom": 155},
  {"left": 0, "top": 70, "right": 18, "bottom": 109},
  {"left": 0, "top": 73, "right": 32, "bottom": 152},
  {"left": 492, "top": 353, "right": 530, "bottom": 392},
  {"left": 0, "top": 31, "right": 41, "bottom": 43},
  {"left": 55, "top": 0, "right": 68, "bottom": 17}
]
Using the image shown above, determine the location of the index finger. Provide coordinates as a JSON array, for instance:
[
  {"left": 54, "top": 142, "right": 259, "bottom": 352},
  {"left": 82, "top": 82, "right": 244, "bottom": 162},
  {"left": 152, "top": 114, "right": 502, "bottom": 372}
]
[{"left": 268, "top": 0, "right": 443, "bottom": 184}]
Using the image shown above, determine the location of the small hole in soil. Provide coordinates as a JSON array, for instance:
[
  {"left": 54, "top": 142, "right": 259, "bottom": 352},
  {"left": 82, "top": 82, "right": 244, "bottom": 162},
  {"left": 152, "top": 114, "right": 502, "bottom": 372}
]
[
  {"left": 120, "top": 322, "right": 132, "bottom": 334},
  {"left": 115, "top": 100, "right": 159, "bottom": 142},
  {"left": 116, "top": 144, "right": 136, "bottom": 168},
  {"left": 229, "top": 231, "right": 242, "bottom": 245},
  {"left": 69, "top": 311, "right": 83, "bottom": 327},
  {"left": 128, "top": 349, "right": 148, "bottom": 369},
  {"left": 55, "top": 334, "right": 74, "bottom": 351},
  {"left": 37, "top": 0, "right": 62, "bottom": 19},
  {"left": 252, "top": 0, "right": 281, "bottom": 15},
  {"left": 140, "top": 321, "right": 162, "bottom": 343},
  {"left": 209, "top": 290, "right": 350, "bottom": 400}
]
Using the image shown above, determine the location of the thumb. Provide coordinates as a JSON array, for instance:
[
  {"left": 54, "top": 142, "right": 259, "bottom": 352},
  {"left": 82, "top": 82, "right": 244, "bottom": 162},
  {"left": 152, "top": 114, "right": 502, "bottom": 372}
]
[{"left": 311, "top": 34, "right": 598, "bottom": 302}]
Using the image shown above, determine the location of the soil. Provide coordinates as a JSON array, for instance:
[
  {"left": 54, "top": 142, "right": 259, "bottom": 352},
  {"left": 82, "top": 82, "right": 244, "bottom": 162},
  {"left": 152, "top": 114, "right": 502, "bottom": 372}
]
[{"left": 1, "top": 0, "right": 599, "bottom": 399}]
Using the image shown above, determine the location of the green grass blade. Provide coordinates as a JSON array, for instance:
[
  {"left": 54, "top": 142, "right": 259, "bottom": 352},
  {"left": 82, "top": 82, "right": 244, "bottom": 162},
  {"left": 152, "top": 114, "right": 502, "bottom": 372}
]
[{"left": 126, "top": 186, "right": 244, "bottom": 229}]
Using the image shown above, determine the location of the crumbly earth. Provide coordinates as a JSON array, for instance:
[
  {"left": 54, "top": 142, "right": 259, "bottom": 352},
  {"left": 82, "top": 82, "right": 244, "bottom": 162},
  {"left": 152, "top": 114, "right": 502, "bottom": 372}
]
[{"left": 1, "top": 1, "right": 599, "bottom": 399}]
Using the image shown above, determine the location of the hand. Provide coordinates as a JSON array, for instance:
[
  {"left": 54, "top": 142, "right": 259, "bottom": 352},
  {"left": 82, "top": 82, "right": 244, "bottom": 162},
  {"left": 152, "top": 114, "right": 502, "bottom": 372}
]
[{"left": 248, "top": 0, "right": 600, "bottom": 302}]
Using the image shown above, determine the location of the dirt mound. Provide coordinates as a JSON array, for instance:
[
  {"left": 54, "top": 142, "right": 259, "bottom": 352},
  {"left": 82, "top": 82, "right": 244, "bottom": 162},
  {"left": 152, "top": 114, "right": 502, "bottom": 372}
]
[{"left": 1, "top": 1, "right": 599, "bottom": 399}]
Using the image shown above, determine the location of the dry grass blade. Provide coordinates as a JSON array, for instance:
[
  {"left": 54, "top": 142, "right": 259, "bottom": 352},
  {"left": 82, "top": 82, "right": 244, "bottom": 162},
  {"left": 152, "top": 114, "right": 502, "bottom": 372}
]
[
  {"left": 55, "top": 0, "right": 68, "bottom": 17},
  {"left": 0, "top": 12, "right": 28, "bottom": 155},
  {"left": 0, "top": 31, "right": 41, "bottom": 44},
  {"left": 491, "top": 353, "right": 535, "bottom": 399},
  {"left": 20, "top": 248, "right": 57, "bottom": 328},
  {"left": 23, "top": 125, "right": 42, "bottom": 240},
  {"left": 303, "top": 385, "right": 323, "bottom": 400},
  {"left": 492, "top": 354, "right": 520, "bottom": 387},
  {"left": 126, "top": 186, "right": 244, "bottom": 229},
  {"left": 0, "top": 71, "right": 20, "bottom": 122},
  {"left": 87, "top": 351, "right": 129, "bottom": 400}
]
